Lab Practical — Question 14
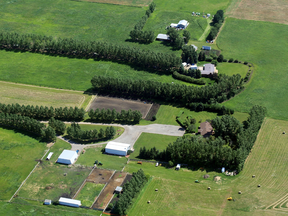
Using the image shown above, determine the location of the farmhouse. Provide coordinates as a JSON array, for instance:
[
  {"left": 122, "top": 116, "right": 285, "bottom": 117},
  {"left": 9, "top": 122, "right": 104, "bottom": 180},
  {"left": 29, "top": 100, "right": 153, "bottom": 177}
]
[
  {"left": 59, "top": 197, "right": 81, "bottom": 208},
  {"left": 202, "top": 46, "right": 211, "bottom": 50},
  {"left": 105, "top": 141, "right": 131, "bottom": 156},
  {"left": 198, "top": 121, "right": 213, "bottom": 137},
  {"left": 57, "top": 150, "right": 78, "bottom": 165},
  {"left": 198, "top": 64, "right": 218, "bottom": 75},
  {"left": 156, "top": 34, "right": 170, "bottom": 41}
]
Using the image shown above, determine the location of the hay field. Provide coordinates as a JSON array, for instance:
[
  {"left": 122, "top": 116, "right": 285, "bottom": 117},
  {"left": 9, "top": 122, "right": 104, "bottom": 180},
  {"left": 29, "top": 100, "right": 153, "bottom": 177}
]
[
  {"left": 0, "top": 81, "right": 90, "bottom": 108},
  {"left": 226, "top": 0, "right": 288, "bottom": 25},
  {"left": 78, "top": 0, "right": 152, "bottom": 7}
]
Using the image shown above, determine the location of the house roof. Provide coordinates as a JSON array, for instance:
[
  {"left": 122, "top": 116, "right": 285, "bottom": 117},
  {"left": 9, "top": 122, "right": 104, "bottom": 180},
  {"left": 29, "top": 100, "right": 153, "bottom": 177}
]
[
  {"left": 202, "top": 64, "right": 215, "bottom": 74},
  {"left": 59, "top": 197, "right": 81, "bottom": 206},
  {"left": 198, "top": 121, "right": 213, "bottom": 136},
  {"left": 106, "top": 142, "right": 131, "bottom": 152},
  {"left": 178, "top": 20, "right": 188, "bottom": 26},
  {"left": 58, "top": 150, "right": 77, "bottom": 161},
  {"left": 156, "top": 34, "right": 170, "bottom": 40}
]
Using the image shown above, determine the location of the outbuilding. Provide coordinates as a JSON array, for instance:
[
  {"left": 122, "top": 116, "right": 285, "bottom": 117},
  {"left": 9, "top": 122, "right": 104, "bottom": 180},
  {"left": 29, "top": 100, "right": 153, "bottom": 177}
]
[
  {"left": 44, "top": 199, "right": 52, "bottom": 205},
  {"left": 57, "top": 150, "right": 78, "bottom": 165},
  {"left": 46, "top": 152, "right": 53, "bottom": 161},
  {"left": 115, "top": 186, "right": 123, "bottom": 194},
  {"left": 105, "top": 141, "right": 131, "bottom": 156},
  {"left": 177, "top": 20, "right": 189, "bottom": 29},
  {"left": 189, "top": 64, "right": 197, "bottom": 70},
  {"left": 59, "top": 197, "right": 81, "bottom": 208},
  {"left": 156, "top": 34, "right": 170, "bottom": 41},
  {"left": 170, "top": 23, "right": 178, "bottom": 28},
  {"left": 176, "top": 164, "right": 181, "bottom": 170},
  {"left": 202, "top": 46, "right": 211, "bottom": 50}
]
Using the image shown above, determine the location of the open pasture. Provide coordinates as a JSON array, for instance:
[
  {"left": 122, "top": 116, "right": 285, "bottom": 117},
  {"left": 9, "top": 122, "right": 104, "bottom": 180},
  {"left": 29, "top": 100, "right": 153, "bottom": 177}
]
[
  {"left": 218, "top": 18, "right": 288, "bottom": 121},
  {"left": 90, "top": 96, "right": 152, "bottom": 118},
  {"left": 226, "top": 0, "right": 288, "bottom": 25},
  {"left": 0, "top": 128, "right": 47, "bottom": 201},
  {"left": 78, "top": 0, "right": 152, "bottom": 7},
  {"left": 0, "top": 81, "right": 90, "bottom": 108}
]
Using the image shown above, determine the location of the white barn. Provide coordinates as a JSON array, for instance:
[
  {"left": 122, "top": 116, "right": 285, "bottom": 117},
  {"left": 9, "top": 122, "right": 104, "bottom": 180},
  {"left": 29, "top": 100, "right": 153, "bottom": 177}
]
[
  {"left": 177, "top": 20, "right": 189, "bottom": 29},
  {"left": 105, "top": 141, "right": 131, "bottom": 156},
  {"left": 57, "top": 150, "right": 78, "bottom": 165},
  {"left": 59, "top": 197, "right": 81, "bottom": 208}
]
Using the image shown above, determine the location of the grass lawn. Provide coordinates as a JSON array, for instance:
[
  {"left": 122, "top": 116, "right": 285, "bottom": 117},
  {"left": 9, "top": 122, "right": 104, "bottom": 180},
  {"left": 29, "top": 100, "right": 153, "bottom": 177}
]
[
  {"left": 76, "top": 145, "right": 128, "bottom": 170},
  {"left": 76, "top": 182, "right": 105, "bottom": 207},
  {"left": 18, "top": 162, "right": 91, "bottom": 201},
  {"left": 130, "top": 133, "right": 179, "bottom": 159},
  {"left": 127, "top": 118, "right": 288, "bottom": 215},
  {"left": 0, "top": 81, "right": 91, "bottom": 109},
  {"left": 216, "top": 62, "right": 248, "bottom": 78},
  {"left": 48, "top": 138, "right": 71, "bottom": 162},
  {"left": 218, "top": 18, "right": 288, "bottom": 121},
  {"left": 0, "top": 128, "right": 47, "bottom": 201}
]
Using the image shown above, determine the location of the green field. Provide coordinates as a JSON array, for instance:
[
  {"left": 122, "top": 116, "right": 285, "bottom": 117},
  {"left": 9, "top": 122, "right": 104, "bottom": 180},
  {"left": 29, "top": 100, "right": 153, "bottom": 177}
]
[
  {"left": 0, "top": 128, "right": 47, "bottom": 201},
  {"left": 76, "top": 145, "right": 128, "bottom": 170},
  {"left": 218, "top": 18, "right": 288, "bottom": 121},
  {"left": 130, "top": 133, "right": 179, "bottom": 159},
  {"left": 76, "top": 182, "right": 105, "bottom": 207},
  {"left": 216, "top": 62, "right": 248, "bottom": 78},
  {"left": 126, "top": 118, "right": 288, "bottom": 215},
  {"left": 0, "top": 81, "right": 91, "bottom": 109}
]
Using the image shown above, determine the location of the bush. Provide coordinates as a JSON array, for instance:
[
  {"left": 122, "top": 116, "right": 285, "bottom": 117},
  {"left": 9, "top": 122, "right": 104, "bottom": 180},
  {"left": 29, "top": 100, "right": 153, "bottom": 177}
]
[
  {"left": 217, "top": 54, "right": 224, "bottom": 62},
  {"left": 228, "top": 58, "right": 234, "bottom": 62},
  {"left": 172, "top": 72, "right": 205, "bottom": 85},
  {"left": 107, "top": 203, "right": 114, "bottom": 210},
  {"left": 211, "top": 60, "right": 218, "bottom": 66},
  {"left": 234, "top": 59, "right": 239, "bottom": 63},
  {"left": 223, "top": 59, "right": 227, "bottom": 62},
  {"left": 168, "top": 161, "right": 174, "bottom": 167},
  {"left": 244, "top": 61, "right": 248, "bottom": 65},
  {"left": 152, "top": 115, "right": 157, "bottom": 121},
  {"left": 186, "top": 124, "right": 196, "bottom": 133},
  {"left": 127, "top": 150, "right": 133, "bottom": 155},
  {"left": 205, "top": 57, "right": 212, "bottom": 62}
]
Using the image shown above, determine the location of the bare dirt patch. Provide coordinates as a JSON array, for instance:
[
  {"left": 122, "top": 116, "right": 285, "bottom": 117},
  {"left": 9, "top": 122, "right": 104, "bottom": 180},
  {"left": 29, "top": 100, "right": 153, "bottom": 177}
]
[
  {"left": 86, "top": 169, "right": 114, "bottom": 184},
  {"left": 75, "top": 0, "right": 152, "bottom": 7},
  {"left": 92, "top": 172, "right": 127, "bottom": 210},
  {"left": 227, "top": 0, "right": 288, "bottom": 25},
  {"left": 90, "top": 96, "right": 152, "bottom": 118},
  {"left": 145, "top": 103, "right": 160, "bottom": 121}
]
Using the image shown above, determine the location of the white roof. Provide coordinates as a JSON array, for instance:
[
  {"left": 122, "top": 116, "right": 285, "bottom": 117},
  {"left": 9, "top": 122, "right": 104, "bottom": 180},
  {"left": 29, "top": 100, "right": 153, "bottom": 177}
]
[
  {"left": 46, "top": 152, "right": 53, "bottom": 160},
  {"left": 176, "top": 164, "right": 181, "bottom": 168},
  {"left": 156, "top": 34, "right": 170, "bottom": 40},
  {"left": 59, "top": 197, "right": 81, "bottom": 205},
  {"left": 170, "top": 23, "right": 178, "bottom": 27},
  {"left": 106, "top": 142, "right": 131, "bottom": 151},
  {"left": 178, "top": 20, "right": 188, "bottom": 25},
  {"left": 58, "top": 150, "right": 77, "bottom": 160}
]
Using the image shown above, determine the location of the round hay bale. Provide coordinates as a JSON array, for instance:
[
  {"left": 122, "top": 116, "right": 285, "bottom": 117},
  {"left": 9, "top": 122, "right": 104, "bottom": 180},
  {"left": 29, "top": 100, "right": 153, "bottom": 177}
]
[
  {"left": 64, "top": 173, "right": 67, "bottom": 176},
  {"left": 203, "top": 174, "right": 210, "bottom": 179},
  {"left": 258, "top": 184, "right": 261, "bottom": 187},
  {"left": 155, "top": 189, "right": 158, "bottom": 191},
  {"left": 147, "top": 201, "right": 150, "bottom": 204},
  {"left": 207, "top": 187, "right": 211, "bottom": 190},
  {"left": 252, "top": 175, "right": 255, "bottom": 178},
  {"left": 238, "top": 191, "right": 242, "bottom": 194}
]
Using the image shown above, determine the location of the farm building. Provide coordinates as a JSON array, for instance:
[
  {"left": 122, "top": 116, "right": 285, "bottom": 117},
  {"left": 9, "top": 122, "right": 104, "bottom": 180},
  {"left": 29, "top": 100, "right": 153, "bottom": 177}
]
[
  {"left": 59, "top": 197, "right": 81, "bottom": 208},
  {"left": 170, "top": 23, "right": 178, "bottom": 28},
  {"left": 57, "top": 150, "right": 78, "bottom": 165},
  {"left": 115, "top": 186, "right": 123, "bottom": 194},
  {"left": 177, "top": 20, "right": 189, "bottom": 29},
  {"left": 46, "top": 152, "right": 53, "bottom": 160},
  {"left": 198, "top": 121, "right": 214, "bottom": 137},
  {"left": 44, "top": 199, "right": 51, "bottom": 205},
  {"left": 176, "top": 164, "right": 181, "bottom": 170},
  {"left": 189, "top": 64, "right": 197, "bottom": 70},
  {"left": 156, "top": 34, "right": 170, "bottom": 41},
  {"left": 105, "top": 141, "right": 131, "bottom": 156},
  {"left": 202, "top": 46, "right": 211, "bottom": 50},
  {"left": 198, "top": 64, "right": 218, "bottom": 75}
]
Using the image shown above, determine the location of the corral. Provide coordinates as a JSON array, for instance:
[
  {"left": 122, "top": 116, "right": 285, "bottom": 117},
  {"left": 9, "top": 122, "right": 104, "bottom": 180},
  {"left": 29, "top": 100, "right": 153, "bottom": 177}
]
[{"left": 89, "top": 97, "right": 152, "bottom": 118}]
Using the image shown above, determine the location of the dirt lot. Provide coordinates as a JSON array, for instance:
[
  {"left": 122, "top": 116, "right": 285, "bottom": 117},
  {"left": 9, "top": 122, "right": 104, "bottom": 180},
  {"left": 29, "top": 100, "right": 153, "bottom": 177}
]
[
  {"left": 227, "top": 0, "right": 288, "bottom": 25},
  {"left": 92, "top": 172, "right": 127, "bottom": 210},
  {"left": 89, "top": 96, "right": 152, "bottom": 118},
  {"left": 86, "top": 168, "right": 114, "bottom": 184}
]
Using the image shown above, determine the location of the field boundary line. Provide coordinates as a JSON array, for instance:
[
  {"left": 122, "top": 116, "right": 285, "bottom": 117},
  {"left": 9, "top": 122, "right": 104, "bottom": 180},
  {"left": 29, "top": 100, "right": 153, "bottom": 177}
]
[
  {"left": 85, "top": 95, "right": 96, "bottom": 111},
  {"left": 198, "top": 18, "right": 211, "bottom": 41},
  {"left": 79, "top": 96, "right": 86, "bottom": 108},
  {"left": 9, "top": 148, "right": 50, "bottom": 202},
  {"left": 73, "top": 180, "right": 87, "bottom": 199},
  {"left": 102, "top": 193, "right": 115, "bottom": 213}
]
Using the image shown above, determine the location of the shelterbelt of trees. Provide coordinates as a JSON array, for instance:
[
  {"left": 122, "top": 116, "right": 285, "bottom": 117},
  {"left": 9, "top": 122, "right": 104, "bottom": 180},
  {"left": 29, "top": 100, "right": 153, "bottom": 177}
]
[
  {"left": 0, "top": 32, "right": 181, "bottom": 70},
  {"left": 139, "top": 105, "right": 266, "bottom": 172},
  {"left": 91, "top": 74, "right": 244, "bottom": 105}
]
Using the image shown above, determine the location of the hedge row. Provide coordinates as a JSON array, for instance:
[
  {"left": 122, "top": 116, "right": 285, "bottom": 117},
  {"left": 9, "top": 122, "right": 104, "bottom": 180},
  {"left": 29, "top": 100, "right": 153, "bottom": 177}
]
[{"left": 172, "top": 71, "right": 205, "bottom": 85}]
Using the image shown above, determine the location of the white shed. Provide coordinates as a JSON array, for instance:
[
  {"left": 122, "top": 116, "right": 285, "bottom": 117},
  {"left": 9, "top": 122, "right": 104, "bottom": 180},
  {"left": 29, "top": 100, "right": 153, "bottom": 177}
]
[
  {"left": 57, "top": 150, "right": 78, "bottom": 165},
  {"left": 176, "top": 164, "right": 181, "bottom": 170},
  {"left": 59, "top": 197, "right": 81, "bottom": 208},
  {"left": 46, "top": 152, "right": 53, "bottom": 160},
  {"left": 105, "top": 142, "right": 131, "bottom": 156},
  {"left": 44, "top": 199, "right": 51, "bottom": 205}
]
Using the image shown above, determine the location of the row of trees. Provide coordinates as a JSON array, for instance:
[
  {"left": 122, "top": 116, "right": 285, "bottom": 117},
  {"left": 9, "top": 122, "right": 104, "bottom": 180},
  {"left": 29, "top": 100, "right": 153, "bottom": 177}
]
[
  {"left": 0, "top": 103, "right": 85, "bottom": 121},
  {"left": 186, "top": 102, "right": 234, "bottom": 115},
  {"left": 138, "top": 105, "right": 266, "bottom": 171},
  {"left": 66, "top": 122, "right": 116, "bottom": 141},
  {"left": 0, "top": 32, "right": 181, "bottom": 70},
  {"left": 91, "top": 74, "right": 244, "bottom": 105},
  {"left": 129, "top": 2, "right": 156, "bottom": 43},
  {"left": 88, "top": 108, "right": 142, "bottom": 124},
  {"left": 48, "top": 117, "right": 66, "bottom": 135},
  {"left": 207, "top": 10, "right": 225, "bottom": 41},
  {"left": 0, "top": 113, "right": 56, "bottom": 141},
  {"left": 114, "top": 169, "right": 147, "bottom": 215},
  {"left": 172, "top": 71, "right": 204, "bottom": 85}
]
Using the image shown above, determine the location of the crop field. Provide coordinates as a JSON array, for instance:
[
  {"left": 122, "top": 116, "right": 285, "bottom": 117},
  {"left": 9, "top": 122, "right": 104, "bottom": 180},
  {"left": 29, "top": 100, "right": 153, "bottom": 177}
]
[
  {"left": 218, "top": 18, "right": 288, "bottom": 121},
  {"left": 76, "top": 145, "right": 128, "bottom": 170},
  {"left": 79, "top": 0, "right": 152, "bottom": 6},
  {"left": 130, "top": 133, "right": 179, "bottom": 159},
  {"left": 226, "top": 0, "right": 288, "bottom": 25},
  {"left": 0, "top": 81, "right": 90, "bottom": 108},
  {"left": 76, "top": 182, "right": 105, "bottom": 207},
  {"left": 0, "top": 128, "right": 47, "bottom": 201}
]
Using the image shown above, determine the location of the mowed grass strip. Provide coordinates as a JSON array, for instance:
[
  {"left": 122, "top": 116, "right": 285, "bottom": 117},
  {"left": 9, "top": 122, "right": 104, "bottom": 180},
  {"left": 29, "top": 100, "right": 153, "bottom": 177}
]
[
  {"left": 0, "top": 128, "right": 47, "bottom": 200},
  {"left": 76, "top": 182, "right": 105, "bottom": 207},
  {"left": 218, "top": 18, "right": 288, "bottom": 121},
  {"left": 78, "top": 0, "right": 152, "bottom": 7},
  {"left": 130, "top": 133, "right": 179, "bottom": 159},
  {"left": 76, "top": 145, "right": 128, "bottom": 170},
  {"left": 0, "top": 81, "right": 90, "bottom": 108}
]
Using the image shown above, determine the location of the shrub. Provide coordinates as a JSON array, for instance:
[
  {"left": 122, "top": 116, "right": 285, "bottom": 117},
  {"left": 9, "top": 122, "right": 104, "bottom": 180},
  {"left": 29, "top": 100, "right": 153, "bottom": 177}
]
[
  {"left": 205, "top": 57, "right": 212, "bottom": 62},
  {"left": 186, "top": 124, "right": 196, "bottom": 133},
  {"left": 127, "top": 150, "right": 133, "bottom": 155},
  {"left": 244, "top": 61, "right": 248, "bottom": 65},
  {"left": 228, "top": 58, "right": 234, "bottom": 62},
  {"left": 152, "top": 115, "right": 157, "bottom": 121},
  {"left": 168, "top": 161, "right": 174, "bottom": 167},
  {"left": 211, "top": 60, "right": 218, "bottom": 66},
  {"left": 107, "top": 203, "right": 114, "bottom": 210},
  {"left": 223, "top": 59, "right": 227, "bottom": 62},
  {"left": 217, "top": 54, "right": 224, "bottom": 62},
  {"left": 234, "top": 59, "right": 239, "bottom": 63}
]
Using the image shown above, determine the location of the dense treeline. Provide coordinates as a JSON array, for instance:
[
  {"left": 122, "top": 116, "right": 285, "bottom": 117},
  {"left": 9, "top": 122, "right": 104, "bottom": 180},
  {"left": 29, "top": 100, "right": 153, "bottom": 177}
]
[
  {"left": 0, "top": 31, "right": 180, "bottom": 70},
  {"left": 113, "top": 169, "right": 147, "bottom": 215},
  {"left": 48, "top": 117, "right": 66, "bottom": 135},
  {"left": 178, "top": 65, "right": 202, "bottom": 79},
  {"left": 129, "top": 2, "right": 156, "bottom": 43},
  {"left": 91, "top": 74, "right": 244, "bottom": 105},
  {"left": 172, "top": 71, "right": 205, "bottom": 85},
  {"left": 186, "top": 102, "right": 234, "bottom": 115},
  {"left": 88, "top": 108, "right": 142, "bottom": 124},
  {"left": 0, "top": 103, "right": 84, "bottom": 121},
  {"left": 207, "top": 10, "right": 225, "bottom": 41},
  {"left": 0, "top": 113, "right": 56, "bottom": 141},
  {"left": 139, "top": 105, "right": 266, "bottom": 171},
  {"left": 66, "top": 122, "right": 116, "bottom": 141}
]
